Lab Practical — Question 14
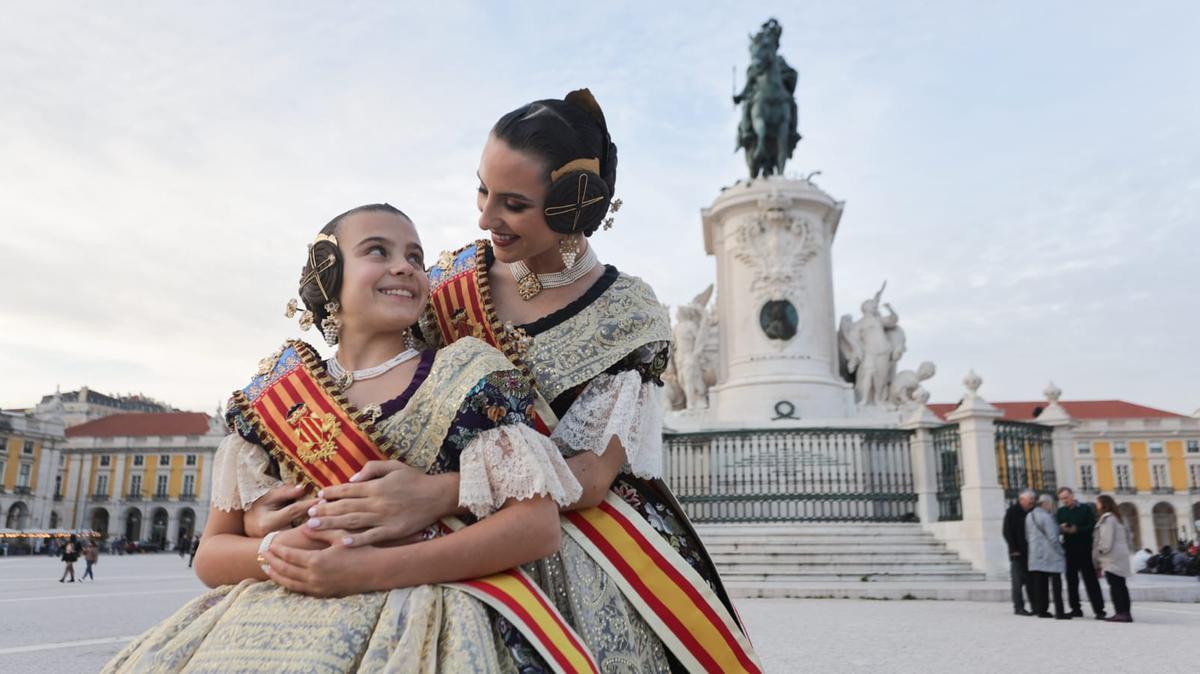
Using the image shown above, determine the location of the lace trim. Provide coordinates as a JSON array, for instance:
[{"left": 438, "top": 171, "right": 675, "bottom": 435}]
[
  {"left": 550, "top": 370, "right": 665, "bottom": 479},
  {"left": 210, "top": 433, "right": 283, "bottom": 512},
  {"left": 457, "top": 424, "right": 582, "bottom": 519}
]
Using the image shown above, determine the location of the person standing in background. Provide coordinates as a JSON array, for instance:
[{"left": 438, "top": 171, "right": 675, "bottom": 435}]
[
  {"left": 1027, "top": 494, "right": 1070, "bottom": 619},
  {"left": 1056, "top": 487, "right": 1106, "bottom": 619},
  {"left": 1093, "top": 494, "right": 1134, "bottom": 622},
  {"left": 1002, "top": 489, "right": 1036, "bottom": 615}
]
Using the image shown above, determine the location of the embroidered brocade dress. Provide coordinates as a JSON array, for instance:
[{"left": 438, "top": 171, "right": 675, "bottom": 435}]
[
  {"left": 103, "top": 339, "right": 581, "bottom": 673},
  {"left": 420, "top": 242, "right": 746, "bottom": 672}
]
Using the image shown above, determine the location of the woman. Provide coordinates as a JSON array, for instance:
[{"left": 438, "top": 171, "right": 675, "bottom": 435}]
[
  {"left": 58, "top": 538, "right": 78, "bottom": 583},
  {"left": 104, "top": 204, "right": 587, "bottom": 673},
  {"left": 1026, "top": 494, "right": 1069, "bottom": 619},
  {"left": 283, "top": 91, "right": 759, "bottom": 672},
  {"left": 1093, "top": 494, "right": 1134, "bottom": 623}
]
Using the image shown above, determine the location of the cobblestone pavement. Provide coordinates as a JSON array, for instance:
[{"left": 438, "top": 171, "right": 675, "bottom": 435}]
[{"left": 2, "top": 554, "right": 1197, "bottom": 672}]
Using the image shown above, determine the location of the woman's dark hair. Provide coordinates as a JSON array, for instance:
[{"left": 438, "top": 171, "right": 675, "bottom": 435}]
[
  {"left": 1095, "top": 494, "right": 1121, "bottom": 523},
  {"left": 298, "top": 203, "right": 409, "bottom": 325},
  {"left": 491, "top": 89, "right": 618, "bottom": 237}
]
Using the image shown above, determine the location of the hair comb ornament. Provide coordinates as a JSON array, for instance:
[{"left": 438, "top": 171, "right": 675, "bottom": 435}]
[
  {"left": 602, "top": 198, "right": 622, "bottom": 231},
  {"left": 542, "top": 156, "right": 611, "bottom": 235},
  {"left": 299, "top": 233, "right": 339, "bottom": 301}
]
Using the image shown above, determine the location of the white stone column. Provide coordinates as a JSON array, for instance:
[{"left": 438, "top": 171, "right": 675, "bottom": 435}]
[
  {"left": 1036, "top": 382, "right": 1077, "bottom": 491},
  {"left": 900, "top": 399, "right": 943, "bottom": 525},
  {"left": 945, "top": 371, "right": 1010, "bottom": 578},
  {"left": 71, "top": 454, "right": 92, "bottom": 529},
  {"left": 701, "top": 176, "right": 855, "bottom": 424}
]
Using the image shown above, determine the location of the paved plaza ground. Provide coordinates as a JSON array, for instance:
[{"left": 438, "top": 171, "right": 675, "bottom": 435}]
[{"left": 1, "top": 554, "right": 1197, "bottom": 672}]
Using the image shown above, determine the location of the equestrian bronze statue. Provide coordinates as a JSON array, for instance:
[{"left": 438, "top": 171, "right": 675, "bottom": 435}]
[{"left": 733, "top": 18, "right": 801, "bottom": 179}]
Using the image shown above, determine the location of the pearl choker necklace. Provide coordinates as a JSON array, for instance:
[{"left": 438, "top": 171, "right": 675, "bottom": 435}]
[
  {"left": 509, "top": 245, "right": 599, "bottom": 300},
  {"left": 326, "top": 348, "right": 420, "bottom": 390}
]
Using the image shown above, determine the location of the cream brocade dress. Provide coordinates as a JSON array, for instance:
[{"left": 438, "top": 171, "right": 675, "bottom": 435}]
[{"left": 103, "top": 342, "right": 582, "bottom": 673}]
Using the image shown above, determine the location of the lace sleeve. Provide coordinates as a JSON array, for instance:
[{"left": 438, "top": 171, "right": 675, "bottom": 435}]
[
  {"left": 551, "top": 370, "right": 665, "bottom": 479},
  {"left": 457, "top": 424, "right": 582, "bottom": 519},
  {"left": 210, "top": 433, "right": 284, "bottom": 512}
]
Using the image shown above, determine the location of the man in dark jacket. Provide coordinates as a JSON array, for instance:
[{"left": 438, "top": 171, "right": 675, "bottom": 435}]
[
  {"left": 1056, "top": 487, "right": 1107, "bottom": 619},
  {"left": 1003, "top": 489, "right": 1036, "bottom": 615}
]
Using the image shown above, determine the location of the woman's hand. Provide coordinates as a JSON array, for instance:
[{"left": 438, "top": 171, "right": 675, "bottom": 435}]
[
  {"left": 243, "top": 484, "right": 318, "bottom": 538},
  {"left": 306, "top": 461, "right": 458, "bottom": 546},
  {"left": 265, "top": 536, "right": 386, "bottom": 598}
]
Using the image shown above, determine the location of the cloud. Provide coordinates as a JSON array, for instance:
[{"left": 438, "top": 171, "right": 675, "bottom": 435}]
[{"left": 1, "top": 1, "right": 1197, "bottom": 416}]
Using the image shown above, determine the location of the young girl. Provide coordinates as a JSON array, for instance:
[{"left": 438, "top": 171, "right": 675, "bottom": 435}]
[{"left": 104, "top": 204, "right": 587, "bottom": 673}]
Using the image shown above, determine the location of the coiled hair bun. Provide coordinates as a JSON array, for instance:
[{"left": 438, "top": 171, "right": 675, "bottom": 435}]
[{"left": 491, "top": 89, "right": 618, "bottom": 237}]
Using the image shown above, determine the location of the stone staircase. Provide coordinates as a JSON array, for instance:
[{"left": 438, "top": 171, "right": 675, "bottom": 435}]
[{"left": 698, "top": 521, "right": 987, "bottom": 600}]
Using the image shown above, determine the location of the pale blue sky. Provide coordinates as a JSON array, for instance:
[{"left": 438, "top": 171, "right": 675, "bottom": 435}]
[{"left": 1, "top": 1, "right": 1197, "bottom": 415}]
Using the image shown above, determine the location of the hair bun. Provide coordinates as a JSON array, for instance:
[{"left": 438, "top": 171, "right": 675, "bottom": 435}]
[
  {"left": 564, "top": 89, "right": 608, "bottom": 132},
  {"left": 564, "top": 88, "right": 617, "bottom": 200}
]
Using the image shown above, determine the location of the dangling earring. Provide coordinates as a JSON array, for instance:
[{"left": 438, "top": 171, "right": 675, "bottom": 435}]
[
  {"left": 321, "top": 301, "right": 342, "bottom": 346},
  {"left": 559, "top": 236, "right": 580, "bottom": 268}
]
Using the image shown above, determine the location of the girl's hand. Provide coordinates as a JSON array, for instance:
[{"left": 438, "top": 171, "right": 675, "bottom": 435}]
[
  {"left": 265, "top": 537, "right": 386, "bottom": 598},
  {"left": 271, "top": 525, "right": 329, "bottom": 552},
  {"left": 244, "top": 484, "right": 317, "bottom": 538},
  {"left": 306, "top": 461, "right": 454, "bottom": 546}
]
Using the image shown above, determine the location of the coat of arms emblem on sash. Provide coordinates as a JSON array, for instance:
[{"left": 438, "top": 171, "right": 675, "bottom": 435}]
[{"left": 286, "top": 403, "right": 341, "bottom": 463}]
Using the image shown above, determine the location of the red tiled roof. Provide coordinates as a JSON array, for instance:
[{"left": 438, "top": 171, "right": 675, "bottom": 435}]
[
  {"left": 65, "top": 412, "right": 211, "bottom": 438},
  {"left": 927, "top": 400, "right": 1184, "bottom": 422}
]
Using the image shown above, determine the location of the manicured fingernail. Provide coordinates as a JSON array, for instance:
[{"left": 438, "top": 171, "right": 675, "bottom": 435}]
[
  {"left": 317, "top": 490, "right": 325, "bottom": 498},
  {"left": 306, "top": 518, "right": 320, "bottom": 528},
  {"left": 342, "top": 537, "right": 354, "bottom": 546},
  {"left": 307, "top": 506, "right": 318, "bottom": 517},
  {"left": 318, "top": 499, "right": 327, "bottom": 506},
  {"left": 349, "top": 473, "right": 361, "bottom": 482}
]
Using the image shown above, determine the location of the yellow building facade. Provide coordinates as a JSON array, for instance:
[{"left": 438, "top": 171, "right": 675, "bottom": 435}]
[{"left": 60, "top": 412, "right": 223, "bottom": 549}]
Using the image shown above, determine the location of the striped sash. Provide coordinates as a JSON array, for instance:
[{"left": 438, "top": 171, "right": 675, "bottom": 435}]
[{"left": 438, "top": 520, "right": 599, "bottom": 674}]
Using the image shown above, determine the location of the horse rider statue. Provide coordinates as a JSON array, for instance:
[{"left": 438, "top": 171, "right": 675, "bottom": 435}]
[{"left": 733, "top": 18, "right": 801, "bottom": 179}]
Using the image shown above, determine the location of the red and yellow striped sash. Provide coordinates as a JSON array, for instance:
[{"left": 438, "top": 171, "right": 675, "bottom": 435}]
[
  {"left": 429, "top": 256, "right": 553, "bottom": 435},
  {"left": 234, "top": 343, "right": 390, "bottom": 490},
  {"left": 563, "top": 495, "right": 761, "bottom": 673},
  {"left": 438, "top": 520, "right": 599, "bottom": 674}
]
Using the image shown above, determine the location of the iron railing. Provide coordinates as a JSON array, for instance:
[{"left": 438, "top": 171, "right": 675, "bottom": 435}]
[
  {"left": 931, "top": 424, "right": 963, "bottom": 521},
  {"left": 994, "top": 420, "right": 1055, "bottom": 504},
  {"left": 663, "top": 427, "right": 916, "bottom": 523}
]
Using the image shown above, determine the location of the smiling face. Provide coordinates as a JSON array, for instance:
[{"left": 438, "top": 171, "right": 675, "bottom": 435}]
[
  {"left": 476, "top": 134, "right": 561, "bottom": 267},
  {"left": 334, "top": 210, "right": 428, "bottom": 340}
]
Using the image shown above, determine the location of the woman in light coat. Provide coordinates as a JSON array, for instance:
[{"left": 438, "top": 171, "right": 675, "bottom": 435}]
[
  {"left": 1093, "top": 494, "right": 1134, "bottom": 622},
  {"left": 1026, "top": 493, "right": 1069, "bottom": 619}
]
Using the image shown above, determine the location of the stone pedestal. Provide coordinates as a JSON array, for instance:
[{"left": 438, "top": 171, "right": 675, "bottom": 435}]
[{"left": 701, "top": 177, "right": 854, "bottom": 424}]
